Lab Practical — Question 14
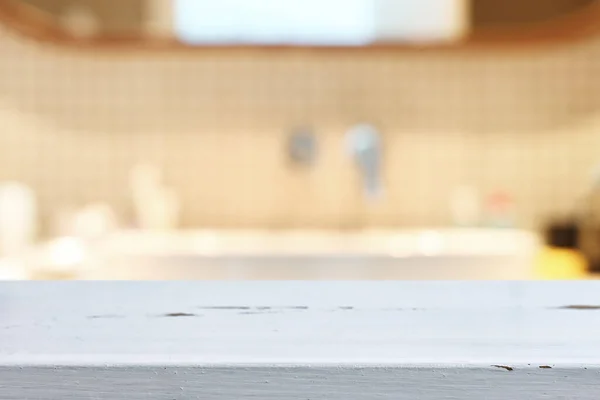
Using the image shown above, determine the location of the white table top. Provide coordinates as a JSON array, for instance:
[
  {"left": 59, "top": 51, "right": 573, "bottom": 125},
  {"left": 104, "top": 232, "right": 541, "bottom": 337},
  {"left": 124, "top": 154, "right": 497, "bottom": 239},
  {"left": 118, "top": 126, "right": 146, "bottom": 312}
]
[{"left": 2, "top": 281, "right": 600, "bottom": 367}]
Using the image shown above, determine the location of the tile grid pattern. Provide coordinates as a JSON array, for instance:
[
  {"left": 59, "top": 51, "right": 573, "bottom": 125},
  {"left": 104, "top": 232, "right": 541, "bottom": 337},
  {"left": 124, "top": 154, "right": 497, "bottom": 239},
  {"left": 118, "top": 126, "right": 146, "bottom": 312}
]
[{"left": 0, "top": 27, "right": 599, "bottom": 232}]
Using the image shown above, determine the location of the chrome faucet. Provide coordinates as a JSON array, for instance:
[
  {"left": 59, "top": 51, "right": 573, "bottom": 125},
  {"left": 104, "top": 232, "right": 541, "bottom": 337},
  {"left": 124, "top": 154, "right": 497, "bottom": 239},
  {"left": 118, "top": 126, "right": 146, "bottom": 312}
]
[{"left": 345, "top": 124, "right": 383, "bottom": 201}]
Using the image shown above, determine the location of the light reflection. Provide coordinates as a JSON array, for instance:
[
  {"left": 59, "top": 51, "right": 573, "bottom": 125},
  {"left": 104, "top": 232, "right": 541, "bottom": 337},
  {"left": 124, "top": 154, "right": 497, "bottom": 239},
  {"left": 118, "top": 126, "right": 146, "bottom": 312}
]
[
  {"left": 46, "top": 237, "right": 87, "bottom": 268},
  {"left": 417, "top": 231, "right": 446, "bottom": 257}
]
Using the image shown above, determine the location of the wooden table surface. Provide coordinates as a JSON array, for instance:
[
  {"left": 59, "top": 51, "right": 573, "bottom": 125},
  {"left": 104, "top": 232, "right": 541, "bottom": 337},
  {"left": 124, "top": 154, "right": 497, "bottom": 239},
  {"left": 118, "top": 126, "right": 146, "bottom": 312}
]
[{"left": 1, "top": 281, "right": 600, "bottom": 399}]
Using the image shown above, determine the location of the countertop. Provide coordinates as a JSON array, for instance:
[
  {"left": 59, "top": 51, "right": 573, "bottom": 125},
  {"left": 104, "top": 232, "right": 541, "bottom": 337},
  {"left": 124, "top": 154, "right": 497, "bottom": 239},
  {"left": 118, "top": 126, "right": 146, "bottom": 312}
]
[
  {"left": 14, "top": 229, "right": 542, "bottom": 280},
  {"left": 1, "top": 282, "right": 600, "bottom": 398}
]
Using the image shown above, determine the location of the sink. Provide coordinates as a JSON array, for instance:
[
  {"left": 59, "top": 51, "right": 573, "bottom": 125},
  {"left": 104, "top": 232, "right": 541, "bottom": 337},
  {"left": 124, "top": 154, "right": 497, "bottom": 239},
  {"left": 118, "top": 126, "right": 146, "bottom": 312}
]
[{"left": 67, "top": 228, "right": 540, "bottom": 280}]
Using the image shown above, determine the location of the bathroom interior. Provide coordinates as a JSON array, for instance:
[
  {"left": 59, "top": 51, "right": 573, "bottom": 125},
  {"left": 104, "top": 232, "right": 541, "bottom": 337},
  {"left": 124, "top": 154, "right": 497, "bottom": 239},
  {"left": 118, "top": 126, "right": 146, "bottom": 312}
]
[{"left": 0, "top": 0, "right": 599, "bottom": 280}]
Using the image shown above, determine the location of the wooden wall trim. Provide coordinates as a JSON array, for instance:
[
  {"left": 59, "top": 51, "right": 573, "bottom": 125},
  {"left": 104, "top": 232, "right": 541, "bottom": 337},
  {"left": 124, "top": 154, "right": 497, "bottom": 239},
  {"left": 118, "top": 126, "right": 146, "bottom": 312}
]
[{"left": 0, "top": 0, "right": 599, "bottom": 53}]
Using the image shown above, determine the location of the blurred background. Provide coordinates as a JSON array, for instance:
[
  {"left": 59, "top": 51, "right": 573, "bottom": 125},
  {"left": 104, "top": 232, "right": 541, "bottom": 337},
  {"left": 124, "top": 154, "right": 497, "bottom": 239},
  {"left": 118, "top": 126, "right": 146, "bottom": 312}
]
[{"left": 0, "top": 0, "right": 598, "bottom": 280}]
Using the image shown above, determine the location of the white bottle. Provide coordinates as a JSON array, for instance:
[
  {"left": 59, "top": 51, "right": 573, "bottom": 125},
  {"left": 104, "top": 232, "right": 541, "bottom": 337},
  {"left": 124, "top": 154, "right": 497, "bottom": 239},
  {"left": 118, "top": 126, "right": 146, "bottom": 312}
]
[
  {"left": 0, "top": 182, "right": 37, "bottom": 257},
  {"left": 130, "top": 164, "right": 180, "bottom": 231}
]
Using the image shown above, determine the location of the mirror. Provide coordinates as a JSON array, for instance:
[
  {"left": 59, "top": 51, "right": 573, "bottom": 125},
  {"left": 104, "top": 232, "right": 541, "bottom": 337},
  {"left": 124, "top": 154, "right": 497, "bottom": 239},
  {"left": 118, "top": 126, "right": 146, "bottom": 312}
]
[{"left": 2, "top": 0, "right": 599, "bottom": 47}]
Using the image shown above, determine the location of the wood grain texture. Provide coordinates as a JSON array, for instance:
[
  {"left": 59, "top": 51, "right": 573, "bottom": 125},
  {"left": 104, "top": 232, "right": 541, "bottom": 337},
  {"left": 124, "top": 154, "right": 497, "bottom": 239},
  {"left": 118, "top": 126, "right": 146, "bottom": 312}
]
[
  {"left": 1, "top": 0, "right": 600, "bottom": 51},
  {"left": 1, "top": 282, "right": 600, "bottom": 398}
]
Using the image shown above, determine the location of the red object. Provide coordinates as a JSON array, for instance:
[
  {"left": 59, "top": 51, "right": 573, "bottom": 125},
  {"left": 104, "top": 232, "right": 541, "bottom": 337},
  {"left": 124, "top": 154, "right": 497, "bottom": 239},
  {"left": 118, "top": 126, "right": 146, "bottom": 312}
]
[{"left": 487, "top": 191, "right": 513, "bottom": 213}]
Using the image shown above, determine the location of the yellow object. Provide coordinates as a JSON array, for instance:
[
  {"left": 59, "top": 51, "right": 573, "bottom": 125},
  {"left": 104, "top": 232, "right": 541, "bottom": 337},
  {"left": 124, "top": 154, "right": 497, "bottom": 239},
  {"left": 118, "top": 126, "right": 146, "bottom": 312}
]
[{"left": 534, "top": 247, "right": 588, "bottom": 280}]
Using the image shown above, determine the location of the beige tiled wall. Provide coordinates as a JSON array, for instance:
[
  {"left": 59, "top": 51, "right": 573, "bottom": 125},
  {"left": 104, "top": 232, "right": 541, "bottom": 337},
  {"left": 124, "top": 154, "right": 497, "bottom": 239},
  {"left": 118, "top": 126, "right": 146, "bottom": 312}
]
[{"left": 0, "top": 26, "right": 600, "bottom": 232}]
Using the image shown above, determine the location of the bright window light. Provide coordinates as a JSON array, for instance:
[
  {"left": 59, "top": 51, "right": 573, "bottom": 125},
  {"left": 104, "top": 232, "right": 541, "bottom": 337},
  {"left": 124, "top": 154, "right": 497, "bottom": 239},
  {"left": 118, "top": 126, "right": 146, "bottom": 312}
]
[
  {"left": 175, "top": 0, "right": 375, "bottom": 46},
  {"left": 174, "top": 0, "right": 469, "bottom": 46}
]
